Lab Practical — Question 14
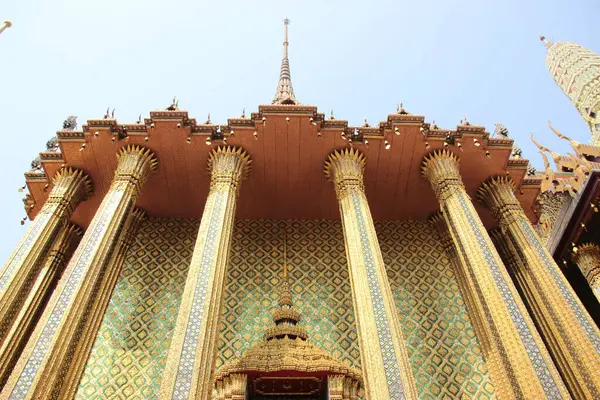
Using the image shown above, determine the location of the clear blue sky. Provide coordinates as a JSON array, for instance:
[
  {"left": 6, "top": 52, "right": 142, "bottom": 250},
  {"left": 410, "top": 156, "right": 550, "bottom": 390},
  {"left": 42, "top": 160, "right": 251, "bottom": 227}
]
[{"left": 0, "top": 0, "right": 597, "bottom": 262}]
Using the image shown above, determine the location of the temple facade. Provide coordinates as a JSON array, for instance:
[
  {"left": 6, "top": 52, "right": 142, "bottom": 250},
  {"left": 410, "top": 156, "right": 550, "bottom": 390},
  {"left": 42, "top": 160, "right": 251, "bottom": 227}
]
[{"left": 0, "top": 23, "right": 600, "bottom": 400}]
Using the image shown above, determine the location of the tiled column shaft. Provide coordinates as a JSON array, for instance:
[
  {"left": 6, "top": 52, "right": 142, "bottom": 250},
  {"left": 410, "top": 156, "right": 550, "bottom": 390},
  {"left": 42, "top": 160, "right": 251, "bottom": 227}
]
[
  {"left": 0, "top": 223, "right": 81, "bottom": 390},
  {"left": 160, "top": 147, "right": 251, "bottom": 400},
  {"left": 480, "top": 176, "right": 600, "bottom": 399},
  {"left": 490, "top": 229, "right": 577, "bottom": 395},
  {"left": 63, "top": 208, "right": 146, "bottom": 400},
  {"left": 572, "top": 243, "right": 600, "bottom": 303},
  {"left": 421, "top": 150, "right": 569, "bottom": 400},
  {"left": 430, "top": 213, "right": 492, "bottom": 357},
  {"left": 324, "top": 148, "right": 418, "bottom": 400},
  {"left": 0, "top": 169, "right": 91, "bottom": 344},
  {"left": 2, "top": 146, "right": 157, "bottom": 400}
]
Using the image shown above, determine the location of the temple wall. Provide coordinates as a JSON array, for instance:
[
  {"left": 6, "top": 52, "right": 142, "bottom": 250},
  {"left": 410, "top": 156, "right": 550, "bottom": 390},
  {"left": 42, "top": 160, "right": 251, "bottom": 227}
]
[
  {"left": 76, "top": 218, "right": 495, "bottom": 399},
  {"left": 76, "top": 217, "right": 198, "bottom": 399}
]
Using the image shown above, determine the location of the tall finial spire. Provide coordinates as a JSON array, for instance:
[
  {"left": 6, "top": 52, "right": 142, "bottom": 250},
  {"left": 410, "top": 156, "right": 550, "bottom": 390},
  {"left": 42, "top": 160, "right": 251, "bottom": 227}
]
[
  {"left": 272, "top": 18, "right": 299, "bottom": 105},
  {"left": 0, "top": 21, "right": 12, "bottom": 36},
  {"left": 540, "top": 36, "right": 553, "bottom": 49}
]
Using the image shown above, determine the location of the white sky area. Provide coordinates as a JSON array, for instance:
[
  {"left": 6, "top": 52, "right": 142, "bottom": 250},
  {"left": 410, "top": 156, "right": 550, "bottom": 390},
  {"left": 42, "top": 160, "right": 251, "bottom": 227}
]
[{"left": 0, "top": 0, "right": 597, "bottom": 262}]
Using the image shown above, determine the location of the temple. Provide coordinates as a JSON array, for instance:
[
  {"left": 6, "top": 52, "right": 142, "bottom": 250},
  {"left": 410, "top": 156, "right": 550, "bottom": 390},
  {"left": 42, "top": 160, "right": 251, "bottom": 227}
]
[{"left": 0, "top": 22, "right": 599, "bottom": 400}]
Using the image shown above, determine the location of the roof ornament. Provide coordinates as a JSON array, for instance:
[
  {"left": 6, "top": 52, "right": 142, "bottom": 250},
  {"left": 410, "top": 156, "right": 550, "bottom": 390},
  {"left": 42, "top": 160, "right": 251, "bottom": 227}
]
[
  {"left": 205, "top": 113, "right": 212, "bottom": 124},
  {"left": 494, "top": 123, "right": 509, "bottom": 138},
  {"left": 241, "top": 108, "right": 246, "bottom": 118},
  {"left": 103, "top": 108, "right": 115, "bottom": 120},
  {"left": 166, "top": 97, "right": 179, "bottom": 111},
  {"left": 0, "top": 21, "right": 12, "bottom": 36},
  {"left": 540, "top": 35, "right": 553, "bottom": 49},
  {"left": 396, "top": 102, "right": 408, "bottom": 115},
  {"left": 213, "top": 221, "right": 363, "bottom": 395},
  {"left": 547, "top": 121, "right": 599, "bottom": 158},
  {"left": 329, "top": 109, "right": 335, "bottom": 120},
  {"left": 272, "top": 18, "right": 298, "bottom": 105},
  {"left": 46, "top": 136, "right": 59, "bottom": 152},
  {"left": 30, "top": 156, "right": 42, "bottom": 171},
  {"left": 62, "top": 116, "right": 77, "bottom": 131}
]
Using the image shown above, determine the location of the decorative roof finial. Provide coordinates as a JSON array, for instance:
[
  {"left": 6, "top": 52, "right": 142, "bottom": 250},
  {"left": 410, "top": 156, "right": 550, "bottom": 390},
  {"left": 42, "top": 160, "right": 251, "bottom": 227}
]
[
  {"left": 396, "top": 102, "right": 408, "bottom": 115},
  {"left": 272, "top": 18, "right": 298, "bottom": 105},
  {"left": 0, "top": 21, "right": 12, "bottom": 36},
  {"left": 166, "top": 97, "right": 179, "bottom": 111},
  {"left": 540, "top": 35, "right": 553, "bottom": 49}
]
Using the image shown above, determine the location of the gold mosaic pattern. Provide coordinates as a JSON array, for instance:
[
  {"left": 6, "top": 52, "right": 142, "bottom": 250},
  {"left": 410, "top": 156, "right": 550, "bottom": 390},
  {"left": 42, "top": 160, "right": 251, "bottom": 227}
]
[
  {"left": 76, "top": 218, "right": 496, "bottom": 399},
  {"left": 376, "top": 220, "right": 496, "bottom": 399},
  {"left": 216, "top": 219, "right": 361, "bottom": 370},
  {"left": 76, "top": 217, "right": 198, "bottom": 400}
]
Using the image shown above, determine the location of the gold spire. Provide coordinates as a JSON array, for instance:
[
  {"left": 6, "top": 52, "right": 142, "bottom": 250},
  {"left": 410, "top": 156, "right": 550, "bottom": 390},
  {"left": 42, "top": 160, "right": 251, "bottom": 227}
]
[
  {"left": 272, "top": 18, "right": 298, "bottom": 105},
  {"left": 0, "top": 21, "right": 11, "bottom": 36},
  {"left": 264, "top": 222, "right": 307, "bottom": 341},
  {"left": 540, "top": 35, "right": 553, "bottom": 49}
]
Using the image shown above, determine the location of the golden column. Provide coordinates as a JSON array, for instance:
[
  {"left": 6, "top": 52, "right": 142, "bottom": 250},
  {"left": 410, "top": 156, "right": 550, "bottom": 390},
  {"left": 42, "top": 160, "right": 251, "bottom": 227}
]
[
  {"left": 61, "top": 207, "right": 146, "bottom": 400},
  {"left": 479, "top": 176, "right": 600, "bottom": 399},
  {"left": 572, "top": 243, "right": 600, "bottom": 303},
  {"left": 2, "top": 146, "right": 157, "bottom": 400},
  {"left": 429, "top": 213, "right": 492, "bottom": 357},
  {"left": 421, "top": 150, "right": 569, "bottom": 399},
  {"left": 0, "top": 223, "right": 81, "bottom": 389},
  {"left": 0, "top": 168, "right": 91, "bottom": 345},
  {"left": 160, "top": 146, "right": 251, "bottom": 400},
  {"left": 324, "top": 148, "right": 418, "bottom": 400}
]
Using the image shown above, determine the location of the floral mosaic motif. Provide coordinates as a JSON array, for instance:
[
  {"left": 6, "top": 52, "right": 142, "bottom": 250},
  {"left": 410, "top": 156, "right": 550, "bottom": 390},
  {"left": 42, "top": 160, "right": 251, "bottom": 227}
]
[
  {"left": 518, "top": 217, "right": 600, "bottom": 353},
  {"left": 11, "top": 190, "right": 124, "bottom": 399},
  {"left": 351, "top": 194, "right": 405, "bottom": 399},
  {"left": 76, "top": 217, "right": 198, "bottom": 400},
  {"left": 377, "top": 220, "right": 496, "bottom": 400},
  {"left": 173, "top": 192, "right": 226, "bottom": 399},
  {"left": 217, "top": 219, "right": 360, "bottom": 370},
  {"left": 456, "top": 194, "right": 564, "bottom": 399}
]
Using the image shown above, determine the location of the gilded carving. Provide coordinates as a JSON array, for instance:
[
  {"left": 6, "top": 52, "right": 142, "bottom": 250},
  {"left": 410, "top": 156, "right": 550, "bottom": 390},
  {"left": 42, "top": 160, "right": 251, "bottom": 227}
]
[
  {"left": 0, "top": 223, "right": 81, "bottom": 389},
  {"left": 0, "top": 168, "right": 91, "bottom": 366},
  {"left": 2, "top": 146, "right": 156, "bottom": 399},
  {"left": 479, "top": 176, "right": 600, "bottom": 398},
  {"left": 572, "top": 243, "right": 600, "bottom": 302},
  {"left": 160, "top": 146, "right": 250, "bottom": 400},
  {"left": 421, "top": 150, "right": 569, "bottom": 399},
  {"left": 325, "top": 148, "right": 418, "bottom": 400}
]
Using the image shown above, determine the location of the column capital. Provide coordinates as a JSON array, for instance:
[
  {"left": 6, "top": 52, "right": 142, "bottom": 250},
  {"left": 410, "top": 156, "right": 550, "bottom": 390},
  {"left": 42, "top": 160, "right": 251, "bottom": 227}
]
[
  {"left": 324, "top": 148, "right": 366, "bottom": 199},
  {"left": 421, "top": 150, "right": 463, "bottom": 201},
  {"left": 44, "top": 168, "right": 93, "bottom": 216},
  {"left": 477, "top": 176, "right": 522, "bottom": 227},
  {"left": 573, "top": 243, "right": 600, "bottom": 285},
  {"left": 113, "top": 145, "right": 158, "bottom": 194},
  {"left": 208, "top": 146, "right": 252, "bottom": 191}
]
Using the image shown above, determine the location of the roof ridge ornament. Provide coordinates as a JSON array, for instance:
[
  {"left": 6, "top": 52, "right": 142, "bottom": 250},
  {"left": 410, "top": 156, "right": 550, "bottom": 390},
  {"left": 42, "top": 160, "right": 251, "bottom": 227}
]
[{"left": 272, "top": 18, "right": 299, "bottom": 105}]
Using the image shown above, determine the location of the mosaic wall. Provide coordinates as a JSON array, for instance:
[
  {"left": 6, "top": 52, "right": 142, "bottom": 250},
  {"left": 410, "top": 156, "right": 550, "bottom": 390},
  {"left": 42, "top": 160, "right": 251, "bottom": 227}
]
[
  {"left": 216, "top": 219, "right": 360, "bottom": 369},
  {"left": 76, "top": 218, "right": 495, "bottom": 399},
  {"left": 76, "top": 217, "right": 198, "bottom": 400},
  {"left": 376, "top": 220, "right": 496, "bottom": 399}
]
